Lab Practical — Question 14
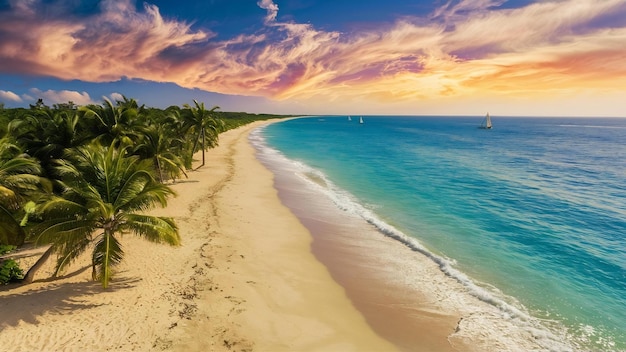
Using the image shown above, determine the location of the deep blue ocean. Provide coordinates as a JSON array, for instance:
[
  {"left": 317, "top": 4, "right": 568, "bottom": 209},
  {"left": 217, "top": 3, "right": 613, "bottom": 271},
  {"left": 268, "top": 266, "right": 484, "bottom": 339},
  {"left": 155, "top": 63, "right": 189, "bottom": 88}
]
[{"left": 256, "top": 116, "right": 625, "bottom": 351}]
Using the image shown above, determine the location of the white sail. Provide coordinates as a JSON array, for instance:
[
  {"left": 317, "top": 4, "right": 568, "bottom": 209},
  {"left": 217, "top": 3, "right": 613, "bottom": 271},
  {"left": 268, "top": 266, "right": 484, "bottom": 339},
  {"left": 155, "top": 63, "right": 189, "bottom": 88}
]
[
  {"left": 481, "top": 113, "right": 492, "bottom": 129},
  {"left": 348, "top": 116, "right": 352, "bottom": 121},
  {"left": 359, "top": 116, "right": 364, "bottom": 124}
]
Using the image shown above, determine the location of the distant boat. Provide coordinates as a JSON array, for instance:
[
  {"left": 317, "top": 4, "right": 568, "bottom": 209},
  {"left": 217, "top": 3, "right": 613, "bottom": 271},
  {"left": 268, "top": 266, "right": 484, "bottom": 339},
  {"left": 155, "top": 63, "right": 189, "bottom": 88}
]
[
  {"left": 480, "top": 113, "right": 492, "bottom": 129},
  {"left": 348, "top": 116, "right": 352, "bottom": 121},
  {"left": 359, "top": 116, "right": 364, "bottom": 124}
]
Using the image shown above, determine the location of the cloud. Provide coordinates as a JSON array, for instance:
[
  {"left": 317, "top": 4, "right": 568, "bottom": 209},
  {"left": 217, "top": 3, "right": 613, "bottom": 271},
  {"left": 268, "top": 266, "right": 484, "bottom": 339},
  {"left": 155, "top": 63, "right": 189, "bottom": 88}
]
[
  {"left": 108, "top": 92, "right": 124, "bottom": 103},
  {"left": 257, "top": 0, "right": 279, "bottom": 23},
  {"left": 1, "top": 0, "right": 626, "bottom": 109},
  {"left": 7, "top": 0, "right": 39, "bottom": 16},
  {"left": 28, "top": 88, "right": 94, "bottom": 105},
  {"left": 432, "top": 0, "right": 508, "bottom": 25},
  {"left": 0, "top": 90, "right": 22, "bottom": 102}
]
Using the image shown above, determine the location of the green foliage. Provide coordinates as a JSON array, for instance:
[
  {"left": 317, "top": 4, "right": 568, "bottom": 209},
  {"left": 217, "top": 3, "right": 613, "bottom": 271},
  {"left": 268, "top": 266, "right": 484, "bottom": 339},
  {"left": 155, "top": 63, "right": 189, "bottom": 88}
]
[
  {"left": 0, "top": 205, "right": 25, "bottom": 246},
  {"left": 220, "top": 112, "right": 295, "bottom": 132},
  {"left": 0, "top": 245, "right": 16, "bottom": 255},
  {"left": 0, "top": 259, "right": 23, "bottom": 284},
  {"left": 133, "top": 124, "right": 188, "bottom": 183},
  {"left": 0, "top": 97, "right": 294, "bottom": 286},
  {"left": 0, "top": 139, "right": 44, "bottom": 246},
  {"left": 0, "top": 237, "right": 22, "bottom": 286},
  {"left": 0, "top": 111, "right": 9, "bottom": 138},
  {"left": 34, "top": 141, "right": 180, "bottom": 288},
  {"left": 181, "top": 100, "right": 222, "bottom": 166}
]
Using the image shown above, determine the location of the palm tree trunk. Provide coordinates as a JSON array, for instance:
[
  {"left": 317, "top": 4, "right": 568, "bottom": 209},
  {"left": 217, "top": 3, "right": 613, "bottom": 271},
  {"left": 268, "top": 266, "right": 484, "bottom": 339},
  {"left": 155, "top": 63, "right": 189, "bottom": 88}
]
[
  {"left": 22, "top": 245, "right": 54, "bottom": 283},
  {"left": 156, "top": 157, "right": 164, "bottom": 183},
  {"left": 201, "top": 127, "right": 206, "bottom": 167},
  {"left": 191, "top": 130, "right": 201, "bottom": 169}
]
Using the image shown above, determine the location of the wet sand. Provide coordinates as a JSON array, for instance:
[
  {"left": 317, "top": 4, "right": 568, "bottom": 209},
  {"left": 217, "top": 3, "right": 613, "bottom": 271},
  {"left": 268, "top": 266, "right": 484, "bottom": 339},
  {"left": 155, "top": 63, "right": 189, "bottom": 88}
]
[{"left": 253, "top": 120, "right": 563, "bottom": 352}]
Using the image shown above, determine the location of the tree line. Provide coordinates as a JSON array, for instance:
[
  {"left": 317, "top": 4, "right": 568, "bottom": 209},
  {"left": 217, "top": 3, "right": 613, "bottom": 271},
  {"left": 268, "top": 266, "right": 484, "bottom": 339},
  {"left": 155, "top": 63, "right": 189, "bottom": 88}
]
[{"left": 0, "top": 96, "right": 293, "bottom": 288}]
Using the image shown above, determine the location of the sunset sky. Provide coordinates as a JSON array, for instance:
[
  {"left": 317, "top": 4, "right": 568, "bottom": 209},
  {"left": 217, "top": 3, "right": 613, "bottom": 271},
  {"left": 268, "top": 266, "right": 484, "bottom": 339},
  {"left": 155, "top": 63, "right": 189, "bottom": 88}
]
[{"left": 1, "top": 0, "right": 626, "bottom": 117}]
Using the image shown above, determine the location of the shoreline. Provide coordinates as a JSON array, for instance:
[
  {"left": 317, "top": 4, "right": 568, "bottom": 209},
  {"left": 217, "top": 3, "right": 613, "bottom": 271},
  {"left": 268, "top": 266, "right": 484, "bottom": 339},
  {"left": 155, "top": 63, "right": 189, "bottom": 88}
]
[
  {"left": 0, "top": 120, "right": 396, "bottom": 351},
  {"left": 252, "top": 119, "right": 577, "bottom": 352}
]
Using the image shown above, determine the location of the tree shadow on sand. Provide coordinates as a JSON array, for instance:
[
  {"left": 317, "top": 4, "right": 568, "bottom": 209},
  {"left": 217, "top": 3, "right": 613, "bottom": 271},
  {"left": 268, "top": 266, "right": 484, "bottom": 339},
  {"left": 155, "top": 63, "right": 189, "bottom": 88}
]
[{"left": 0, "top": 274, "right": 141, "bottom": 328}]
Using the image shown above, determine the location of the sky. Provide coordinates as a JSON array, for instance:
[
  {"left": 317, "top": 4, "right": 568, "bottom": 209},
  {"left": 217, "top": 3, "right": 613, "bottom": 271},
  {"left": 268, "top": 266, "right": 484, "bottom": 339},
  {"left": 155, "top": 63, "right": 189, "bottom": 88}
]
[{"left": 1, "top": 0, "right": 626, "bottom": 117}]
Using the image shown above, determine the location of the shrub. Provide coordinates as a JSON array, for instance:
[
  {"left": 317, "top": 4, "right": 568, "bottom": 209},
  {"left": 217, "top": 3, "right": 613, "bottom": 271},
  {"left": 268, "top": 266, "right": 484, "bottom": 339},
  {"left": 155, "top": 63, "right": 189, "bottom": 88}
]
[
  {"left": 0, "top": 245, "right": 17, "bottom": 256},
  {"left": 0, "top": 259, "right": 23, "bottom": 284}
]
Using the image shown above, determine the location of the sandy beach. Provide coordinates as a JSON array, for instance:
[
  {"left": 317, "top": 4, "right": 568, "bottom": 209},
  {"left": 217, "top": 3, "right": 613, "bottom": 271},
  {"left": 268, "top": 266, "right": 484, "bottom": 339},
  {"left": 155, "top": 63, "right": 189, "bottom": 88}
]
[{"left": 0, "top": 120, "right": 397, "bottom": 351}]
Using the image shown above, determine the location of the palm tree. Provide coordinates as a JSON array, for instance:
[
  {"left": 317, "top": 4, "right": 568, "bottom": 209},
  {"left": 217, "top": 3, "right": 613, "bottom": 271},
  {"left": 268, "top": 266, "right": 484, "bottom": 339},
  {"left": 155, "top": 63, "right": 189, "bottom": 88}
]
[
  {"left": 182, "top": 100, "right": 223, "bottom": 167},
  {"left": 7, "top": 108, "right": 90, "bottom": 177},
  {"left": 79, "top": 98, "right": 142, "bottom": 148},
  {"left": 0, "top": 139, "right": 44, "bottom": 246},
  {"left": 115, "top": 95, "right": 140, "bottom": 108},
  {"left": 133, "top": 124, "right": 188, "bottom": 183},
  {"left": 29, "top": 142, "right": 180, "bottom": 288},
  {"left": 161, "top": 106, "right": 194, "bottom": 169}
]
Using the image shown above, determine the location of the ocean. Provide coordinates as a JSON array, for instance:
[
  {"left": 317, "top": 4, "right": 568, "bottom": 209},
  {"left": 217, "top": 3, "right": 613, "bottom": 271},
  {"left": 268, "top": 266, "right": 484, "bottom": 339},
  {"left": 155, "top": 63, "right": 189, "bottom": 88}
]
[{"left": 250, "top": 116, "right": 626, "bottom": 351}]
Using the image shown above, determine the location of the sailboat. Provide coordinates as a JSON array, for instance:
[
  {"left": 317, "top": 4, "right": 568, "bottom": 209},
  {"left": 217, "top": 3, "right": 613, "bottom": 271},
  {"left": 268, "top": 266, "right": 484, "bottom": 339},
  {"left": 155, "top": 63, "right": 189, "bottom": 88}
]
[
  {"left": 480, "top": 113, "right": 492, "bottom": 129},
  {"left": 348, "top": 116, "right": 352, "bottom": 121},
  {"left": 359, "top": 116, "right": 364, "bottom": 124}
]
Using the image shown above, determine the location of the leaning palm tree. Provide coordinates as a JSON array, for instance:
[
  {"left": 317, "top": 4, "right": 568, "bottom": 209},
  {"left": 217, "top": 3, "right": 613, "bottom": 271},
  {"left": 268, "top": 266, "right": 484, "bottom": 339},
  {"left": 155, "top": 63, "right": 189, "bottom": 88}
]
[
  {"left": 30, "top": 142, "right": 180, "bottom": 288},
  {"left": 182, "top": 100, "right": 223, "bottom": 167}
]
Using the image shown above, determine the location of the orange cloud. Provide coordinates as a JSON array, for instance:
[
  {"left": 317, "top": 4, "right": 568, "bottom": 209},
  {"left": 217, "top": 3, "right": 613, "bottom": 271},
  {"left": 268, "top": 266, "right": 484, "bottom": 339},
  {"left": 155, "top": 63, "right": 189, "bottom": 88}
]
[{"left": 1, "top": 0, "right": 625, "bottom": 114}]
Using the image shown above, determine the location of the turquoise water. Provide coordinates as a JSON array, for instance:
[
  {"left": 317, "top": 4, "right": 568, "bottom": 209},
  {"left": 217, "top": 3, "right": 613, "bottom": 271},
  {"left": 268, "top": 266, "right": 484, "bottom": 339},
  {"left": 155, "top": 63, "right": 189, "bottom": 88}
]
[{"left": 257, "top": 116, "right": 626, "bottom": 351}]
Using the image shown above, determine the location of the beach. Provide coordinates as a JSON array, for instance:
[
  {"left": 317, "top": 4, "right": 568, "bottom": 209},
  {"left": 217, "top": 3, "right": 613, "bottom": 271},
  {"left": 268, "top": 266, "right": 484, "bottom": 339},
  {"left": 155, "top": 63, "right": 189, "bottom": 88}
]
[
  {"left": 0, "top": 118, "right": 582, "bottom": 352},
  {"left": 0, "top": 120, "right": 396, "bottom": 351}
]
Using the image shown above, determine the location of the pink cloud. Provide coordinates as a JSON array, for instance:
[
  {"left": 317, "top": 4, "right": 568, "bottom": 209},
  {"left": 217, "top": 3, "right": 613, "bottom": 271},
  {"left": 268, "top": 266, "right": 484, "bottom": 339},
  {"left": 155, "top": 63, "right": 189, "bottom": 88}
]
[{"left": 0, "top": 0, "right": 625, "bottom": 108}]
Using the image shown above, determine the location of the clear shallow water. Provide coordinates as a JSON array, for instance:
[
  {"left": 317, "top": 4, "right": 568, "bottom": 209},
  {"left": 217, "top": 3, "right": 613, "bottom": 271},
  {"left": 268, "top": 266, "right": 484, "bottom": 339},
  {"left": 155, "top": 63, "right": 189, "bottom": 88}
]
[{"left": 257, "top": 116, "right": 626, "bottom": 351}]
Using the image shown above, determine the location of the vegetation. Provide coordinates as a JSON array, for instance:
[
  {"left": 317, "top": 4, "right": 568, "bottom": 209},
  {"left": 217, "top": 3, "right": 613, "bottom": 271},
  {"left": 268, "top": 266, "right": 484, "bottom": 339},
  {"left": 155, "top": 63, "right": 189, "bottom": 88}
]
[
  {"left": 182, "top": 100, "right": 223, "bottom": 168},
  {"left": 0, "top": 245, "right": 23, "bottom": 284},
  {"left": 0, "top": 259, "right": 23, "bottom": 284},
  {"left": 31, "top": 143, "right": 180, "bottom": 288},
  {"left": 0, "top": 139, "right": 45, "bottom": 246},
  {"left": 0, "top": 245, "right": 16, "bottom": 255},
  {"left": 0, "top": 97, "right": 294, "bottom": 287}
]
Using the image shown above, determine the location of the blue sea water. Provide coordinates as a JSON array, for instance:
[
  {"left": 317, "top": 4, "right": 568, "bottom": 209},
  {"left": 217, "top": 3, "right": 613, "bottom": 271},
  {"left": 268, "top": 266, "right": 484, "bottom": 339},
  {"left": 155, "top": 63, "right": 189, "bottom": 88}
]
[{"left": 254, "top": 116, "right": 626, "bottom": 351}]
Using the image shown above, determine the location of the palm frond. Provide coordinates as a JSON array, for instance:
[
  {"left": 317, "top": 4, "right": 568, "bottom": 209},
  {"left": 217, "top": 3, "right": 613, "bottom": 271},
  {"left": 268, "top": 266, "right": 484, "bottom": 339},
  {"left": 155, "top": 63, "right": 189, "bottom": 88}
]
[
  {"left": 2, "top": 174, "right": 42, "bottom": 193},
  {"left": 157, "top": 153, "right": 188, "bottom": 179},
  {"left": 33, "top": 218, "right": 96, "bottom": 245},
  {"left": 54, "top": 231, "right": 93, "bottom": 277},
  {"left": 0, "top": 156, "right": 42, "bottom": 177},
  {"left": 113, "top": 169, "right": 152, "bottom": 206},
  {"left": 120, "top": 213, "right": 180, "bottom": 245},
  {"left": 0, "top": 139, "right": 22, "bottom": 159},
  {"left": 92, "top": 232, "right": 124, "bottom": 288},
  {"left": 115, "top": 172, "right": 175, "bottom": 211},
  {"left": 37, "top": 196, "right": 89, "bottom": 220},
  {"left": 51, "top": 157, "right": 83, "bottom": 180}
]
